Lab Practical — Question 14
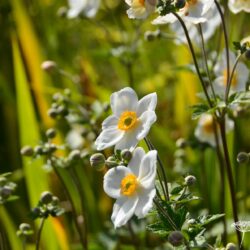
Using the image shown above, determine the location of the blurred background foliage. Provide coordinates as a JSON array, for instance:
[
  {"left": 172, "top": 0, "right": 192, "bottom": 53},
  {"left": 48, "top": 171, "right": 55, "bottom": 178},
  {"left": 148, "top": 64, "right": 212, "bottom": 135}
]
[{"left": 0, "top": 0, "right": 250, "bottom": 249}]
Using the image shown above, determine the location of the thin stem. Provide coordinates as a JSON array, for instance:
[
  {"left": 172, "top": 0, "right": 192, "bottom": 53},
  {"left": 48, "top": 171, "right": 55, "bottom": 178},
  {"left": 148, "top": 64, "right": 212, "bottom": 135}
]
[
  {"left": 197, "top": 24, "right": 217, "bottom": 101},
  {"left": 171, "top": 12, "right": 213, "bottom": 108},
  {"left": 225, "top": 54, "right": 241, "bottom": 101},
  {"left": 218, "top": 118, "right": 242, "bottom": 248},
  {"left": 213, "top": 118, "right": 227, "bottom": 244},
  {"left": 22, "top": 238, "right": 26, "bottom": 250},
  {"left": 144, "top": 138, "right": 170, "bottom": 201},
  {"left": 214, "top": 0, "right": 230, "bottom": 103},
  {"left": 36, "top": 217, "right": 46, "bottom": 250},
  {"left": 50, "top": 159, "right": 87, "bottom": 250}
]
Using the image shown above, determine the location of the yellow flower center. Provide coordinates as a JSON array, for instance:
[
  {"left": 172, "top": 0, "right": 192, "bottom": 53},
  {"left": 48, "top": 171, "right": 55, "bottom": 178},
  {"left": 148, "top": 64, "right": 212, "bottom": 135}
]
[
  {"left": 203, "top": 116, "right": 216, "bottom": 134},
  {"left": 223, "top": 70, "right": 238, "bottom": 88},
  {"left": 118, "top": 111, "right": 139, "bottom": 131},
  {"left": 139, "top": 0, "right": 145, "bottom": 5},
  {"left": 120, "top": 174, "right": 138, "bottom": 196}
]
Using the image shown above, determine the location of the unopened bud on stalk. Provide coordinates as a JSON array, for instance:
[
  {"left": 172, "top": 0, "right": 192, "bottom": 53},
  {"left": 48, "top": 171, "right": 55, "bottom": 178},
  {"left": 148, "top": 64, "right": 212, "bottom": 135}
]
[
  {"left": 40, "top": 191, "right": 53, "bottom": 204},
  {"left": 68, "top": 150, "right": 81, "bottom": 161},
  {"left": 41, "top": 61, "right": 57, "bottom": 73},
  {"left": 19, "top": 223, "right": 31, "bottom": 232},
  {"left": 175, "top": 0, "right": 186, "bottom": 9},
  {"left": 20, "top": 146, "right": 34, "bottom": 156},
  {"left": 226, "top": 243, "right": 237, "bottom": 250},
  {"left": 105, "top": 156, "right": 118, "bottom": 168},
  {"left": 121, "top": 149, "right": 132, "bottom": 163},
  {"left": 47, "top": 108, "right": 58, "bottom": 119},
  {"left": 176, "top": 138, "right": 187, "bottom": 148},
  {"left": 90, "top": 153, "right": 106, "bottom": 171},
  {"left": 237, "top": 152, "right": 249, "bottom": 164},
  {"left": 46, "top": 128, "right": 57, "bottom": 139},
  {"left": 168, "top": 231, "right": 184, "bottom": 246},
  {"left": 185, "top": 175, "right": 196, "bottom": 186}
]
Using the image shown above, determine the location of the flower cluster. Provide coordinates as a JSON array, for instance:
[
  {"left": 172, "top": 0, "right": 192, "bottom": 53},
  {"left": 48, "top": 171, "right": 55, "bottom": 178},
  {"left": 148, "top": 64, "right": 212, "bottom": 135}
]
[{"left": 94, "top": 87, "right": 158, "bottom": 227}]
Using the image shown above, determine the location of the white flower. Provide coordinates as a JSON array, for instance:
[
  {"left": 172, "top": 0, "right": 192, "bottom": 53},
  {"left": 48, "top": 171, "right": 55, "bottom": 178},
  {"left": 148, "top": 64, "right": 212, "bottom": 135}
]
[
  {"left": 152, "top": 0, "right": 214, "bottom": 25},
  {"left": 228, "top": 0, "right": 250, "bottom": 14},
  {"left": 194, "top": 114, "right": 234, "bottom": 147},
  {"left": 66, "top": 125, "right": 85, "bottom": 149},
  {"left": 169, "top": 3, "right": 221, "bottom": 45},
  {"left": 125, "top": 0, "right": 157, "bottom": 19},
  {"left": 67, "top": 0, "right": 100, "bottom": 19},
  {"left": 95, "top": 87, "right": 157, "bottom": 151},
  {"left": 103, "top": 147, "right": 157, "bottom": 228},
  {"left": 213, "top": 49, "right": 249, "bottom": 96}
]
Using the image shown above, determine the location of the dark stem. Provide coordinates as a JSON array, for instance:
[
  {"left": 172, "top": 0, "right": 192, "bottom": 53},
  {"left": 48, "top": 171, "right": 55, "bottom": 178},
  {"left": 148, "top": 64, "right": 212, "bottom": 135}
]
[
  {"left": 51, "top": 159, "right": 87, "bottom": 250},
  {"left": 197, "top": 24, "right": 217, "bottom": 100},
  {"left": 35, "top": 217, "right": 46, "bottom": 250},
  {"left": 144, "top": 137, "right": 170, "bottom": 201},
  {"left": 213, "top": 118, "right": 227, "bottom": 244},
  {"left": 214, "top": 0, "right": 230, "bottom": 103},
  {"left": 171, "top": 12, "right": 213, "bottom": 108},
  {"left": 218, "top": 118, "right": 242, "bottom": 248}
]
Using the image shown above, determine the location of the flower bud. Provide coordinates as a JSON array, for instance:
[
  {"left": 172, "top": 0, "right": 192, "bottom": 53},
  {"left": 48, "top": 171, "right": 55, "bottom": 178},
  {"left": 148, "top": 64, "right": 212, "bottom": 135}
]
[
  {"left": 51, "top": 196, "right": 59, "bottom": 206},
  {"left": 90, "top": 153, "right": 106, "bottom": 171},
  {"left": 176, "top": 138, "right": 187, "bottom": 148},
  {"left": 34, "top": 145, "right": 44, "bottom": 155},
  {"left": 20, "top": 146, "right": 34, "bottom": 156},
  {"left": 47, "top": 108, "right": 58, "bottom": 119},
  {"left": 1, "top": 186, "right": 13, "bottom": 198},
  {"left": 41, "top": 61, "right": 57, "bottom": 73},
  {"left": 19, "top": 223, "right": 31, "bottom": 232},
  {"left": 105, "top": 156, "right": 118, "bottom": 168},
  {"left": 175, "top": 0, "right": 186, "bottom": 9},
  {"left": 40, "top": 191, "right": 53, "bottom": 204},
  {"left": 121, "top": 149, "right": 132, "bottom": 163},
  {"left": 226, "top": 243, "right": 237, "bottom": 250},
  {"left": 46, "top": 128, "right": 57, "bottom": 139},
  {"left": 168, "top": 231, "right": 184, "bottom": 246},
  {"left": 68, "top": 150, "right": 81, "bottom": 161},
  {"left": 245, "top": 50, "right": 250, "bottom": 60},
  {"left": 237, "top": 152, "right": 249, "bottom": 164},
  {"left": 57, "top": 106, "right": 69, "bottom": 116},
  {"left": 185, "top": 175, "right": 196, "bottom": 186}
]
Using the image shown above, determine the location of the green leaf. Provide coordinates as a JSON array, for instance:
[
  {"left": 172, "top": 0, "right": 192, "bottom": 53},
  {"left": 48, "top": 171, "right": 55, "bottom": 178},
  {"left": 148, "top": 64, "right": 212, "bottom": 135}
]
[
  {"left": 190, "top": 104, "right": 209, "bottom": 120},
  {"left": 170, "top": 185, "right": 184, "bottom": 195},
  {"left": 146, "top": 222, "right": 170, "bottom": 237}
]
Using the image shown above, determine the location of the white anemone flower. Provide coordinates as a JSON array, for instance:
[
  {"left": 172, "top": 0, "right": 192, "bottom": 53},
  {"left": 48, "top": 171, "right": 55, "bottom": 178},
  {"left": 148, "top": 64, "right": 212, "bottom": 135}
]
[
  {"left": 228, "top": 0, "right": 250, "bottom": 13},
  {"left": 152, "top": 0, "right": 214, "bottom": 25},
  {"left": 125, "top": 0, "right": 157, "bottom": 19},
  {"left": 103, "top": 147, "right": 157, "bottom": 228},
  {"left": 194, "top": 114, "right": 234, "bottom": 147},
  {"left": 169, "top": 3, "right": 220, "bottom": 45},
  {"left": 213, "top": 49, "right": 249, "bottom": 96},
  {"left": 67, "top": 0, "right": 100, "bottom": 19},
  {"left": 95, "top": 87, "right": 157, "bottom": 151}
]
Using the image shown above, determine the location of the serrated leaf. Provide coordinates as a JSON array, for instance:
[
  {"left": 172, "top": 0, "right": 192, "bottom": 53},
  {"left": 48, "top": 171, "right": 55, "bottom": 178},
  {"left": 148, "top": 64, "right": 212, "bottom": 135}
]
[
  {"left": 170, "top": 185, "right": 184, "bottom": 195},
  {"left": 190, "top": 104, "right": 209, "bottom": 120}
]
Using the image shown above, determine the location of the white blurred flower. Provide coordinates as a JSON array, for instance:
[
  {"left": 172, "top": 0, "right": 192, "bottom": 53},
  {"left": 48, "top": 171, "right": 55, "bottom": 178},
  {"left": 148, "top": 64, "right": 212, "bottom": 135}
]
[
  {"left": 213, "top": 49, "right": 249, "bottom": 96},
  {"left": 194, "top": 114, "right": 234, "bottom": 147},
  {"left": 66, "top": 126, "right": 85, "bottom": 149},
  {"left": 169, "top": 3, "right": 220, "bottom": 45},
  {"left": 125, "top": 0, "right": 157, "bottom": 19},
  {"left": 152, "top": 0, "right": 214, "bottom": 25},
  {"left": 228, "top": 0, "right": 250, "bottom": 14},
  {"left": 67, "top": 0, "right": 100, "bottom": 19},
  {"left": 103, "top": 147, "right": 157, "bottom": 228},
  {"left": 95, "top": 87, "right": 157, "bottom": 151}
]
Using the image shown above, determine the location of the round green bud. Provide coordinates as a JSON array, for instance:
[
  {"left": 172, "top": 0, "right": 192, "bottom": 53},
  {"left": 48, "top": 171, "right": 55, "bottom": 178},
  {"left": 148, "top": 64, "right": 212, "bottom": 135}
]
[
  {"left": 226, "top": 243, "right": 237, "bottom": 250},
  {"left": 34, "top": 145, "right": 44, "bottom": 155},
  {"left": 237, "top": 152, "right": 249, "bottom": 164},
  {"left": 51, "top": 196, "right": 59, "bottom": 206},
  {"left": 57, "top": 106, "right": 69, "bottom": 116},
  {"left": 105, "top": 156, "right": 118, "bottom": 168},
  {"left": 144, "top": 31, "right": 155, "bottom": 42},
  {"left": 185, "top": 175, "right": 196, "bottom": 186},
  {"left": 90, "top": 153, "right": 106, "bottom": 171},
  {"left": 175, "top": 0, "right": 186, "bottom": 9},
  {"left": 46, "top": 128, "right": 57, "bottom": 139},
  {"left": 68, "top": 150, "right": 81, "bottom": 161},
  {"left": 41, "top": 61, "right": 57, "bottom": 73},
  {"left": 19, "top": 223, "right": 31, "bottom": 231},
  {"left": 20, "top": 146, "right": 34, "bottom": 157},
  {"left": 47, "top": 108, "right": 58, "bottom": 119},
  {"left": 176, "top": 138, "right": 187, "bottom": 148},
  {"left": 168, "top": 231, "right": 184, "bottom": 247},
  {"left": 121, "top": 149, "right": 132, "bottom": 162},
  {"left": 40, "top": 191, "right": 53, "bottom": 204}
]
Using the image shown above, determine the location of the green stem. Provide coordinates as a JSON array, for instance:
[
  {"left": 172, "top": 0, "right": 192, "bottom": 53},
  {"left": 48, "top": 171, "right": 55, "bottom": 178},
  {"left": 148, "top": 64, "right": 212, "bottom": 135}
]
[
  {"left": 171, "top": 12, "right": 213, "bottom": 108},
  {"left": 36, "top": 217, "right": 46, "bottom": 250},
  {"left": 218, "top": 118, "right": 242, "bottom": 248}
]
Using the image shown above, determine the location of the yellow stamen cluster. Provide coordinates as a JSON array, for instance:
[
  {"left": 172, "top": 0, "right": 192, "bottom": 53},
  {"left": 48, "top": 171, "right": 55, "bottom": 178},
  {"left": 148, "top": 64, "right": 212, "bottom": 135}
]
[
  {"left": 120, "top": 174, "right": 138, "bottom": 196},
  {"left": 118, "top": 111, "right": 139, "bottom": 131},
  {"left": 203, "top": 116, "right": 215, "bottom": 134}
]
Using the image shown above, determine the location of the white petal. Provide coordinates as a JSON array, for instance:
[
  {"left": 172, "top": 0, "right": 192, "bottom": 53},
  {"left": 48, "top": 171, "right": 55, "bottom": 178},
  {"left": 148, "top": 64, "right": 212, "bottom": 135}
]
[
  {"left": 110, "top": 87, "right": 138, "bottom": 117},
  {"left": 114, "top": 129, "right": 139, "bottom": 151},
  {"left": 103, "top": 166, "right": 131, "bottom": 199},
  {"left": 234, "top": 62, "right": 249, "bottom": 92},
  {"left": 111, "top": 196, "right": 139, "bottom": 228},
  {"left": 152, "top": 14, "right": 177, "bottom": 25},
  {"left": 84, "top": 0, "right": 100, "bottom": 17},
  {"left": 137, "top": 93, "right": 157, "bottom": 117},
  {"left": 138, "top": 150, "right": 157, "bottom": 189},
  {"left": 95, "top": 128, "right": 124, "bottom": 150},
  {"left": 127, "top": 147, "right": 145, "bottom": 176},
  {"left": 136, "top": 111, "right": 157, "bottom": 141},
  {"left": 135, "top": 188, "right": 156, "bottom": 218},
  {"left": 102, "top": 115, "right": 118, "bottom": 129}
]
